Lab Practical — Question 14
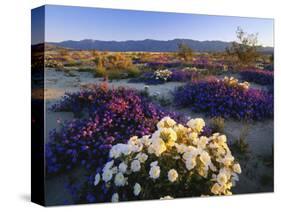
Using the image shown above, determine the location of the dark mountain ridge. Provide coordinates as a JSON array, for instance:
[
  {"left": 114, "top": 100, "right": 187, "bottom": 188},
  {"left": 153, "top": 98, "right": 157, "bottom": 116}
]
[{"left": 47, "top": 38, "right": 273, "bottom": 53}]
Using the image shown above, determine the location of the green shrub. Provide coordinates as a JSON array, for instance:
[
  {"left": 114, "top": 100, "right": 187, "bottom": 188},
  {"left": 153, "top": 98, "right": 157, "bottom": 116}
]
[
  {"left": 211, "top": 117, "right": 225, "bottom": 133},
  {"left": 77, "top": 68, "right": 95, "bottom": 72},
  {"left": 232, "top": 124, "right": 250, "bottom": 154},
  {"left": 94, "top": 67, "right": 106, "bottom": 77}
]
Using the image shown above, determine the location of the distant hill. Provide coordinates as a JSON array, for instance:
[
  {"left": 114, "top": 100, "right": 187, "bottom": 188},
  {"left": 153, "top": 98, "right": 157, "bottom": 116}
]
[{"left": 47, "top": 39, "right": 273, "bottom": 53}]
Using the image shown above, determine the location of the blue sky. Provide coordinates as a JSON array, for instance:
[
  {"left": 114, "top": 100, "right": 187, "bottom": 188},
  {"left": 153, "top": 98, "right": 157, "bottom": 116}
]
[{"left": 33, "top": 5, "right": 274, "bottom": 46}]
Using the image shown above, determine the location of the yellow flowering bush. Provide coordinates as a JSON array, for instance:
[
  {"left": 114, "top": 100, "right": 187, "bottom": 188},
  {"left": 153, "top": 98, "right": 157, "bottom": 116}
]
[
  {"left": 223, "top": 76, "right": 250, "bottom": 90},
  {"left": 93, "top": 117, "right": 241, "bottom": 202}
]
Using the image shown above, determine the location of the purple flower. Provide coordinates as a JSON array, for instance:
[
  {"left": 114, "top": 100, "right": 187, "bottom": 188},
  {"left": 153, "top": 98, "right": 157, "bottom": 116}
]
[
  {"left": 173, "top": 78, "right": 273, "bottom": 120},
  {"left": 239, "top": 69, "right": 273, "bottom": 85}
]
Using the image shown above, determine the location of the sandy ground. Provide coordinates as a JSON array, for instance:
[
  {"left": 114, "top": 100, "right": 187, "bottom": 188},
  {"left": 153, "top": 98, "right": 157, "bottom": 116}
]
[{"left": 44, "top": 68, "right": 273, "bottom": 205}]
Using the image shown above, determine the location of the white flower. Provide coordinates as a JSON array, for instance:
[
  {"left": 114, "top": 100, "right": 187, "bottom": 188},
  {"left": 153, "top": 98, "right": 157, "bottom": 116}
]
[
  {"left": 102, "top": 169, "right": 113, "bottom": 182},
  {"left": 160, "top": 196, "right": 173, "bottom": 200},
  {"left": 114, "top": 172, "right": 126, "bottom": 187},
  {"left": 150, "top": 138, "right": 167, "bottom": 156},
  {"left": 94, "top": 173, "right": 100, "bottom": 186},
  {"left": 233, "top": 163, "right": 242, "bottom": 174},
  {"left": 128, "top": 136, "right": 139, "bottom": 145},
  {"left": 198, "top": 136, "right": 208, "bottom": 149},
  {"left": 111, "top": 166, "right": 118, "bottom": 174},
  {"left": 187, "top": 118, "right": 205, "bottom": 132},
  {"left": 168, "top": 169, "right": 178, "bottom": 182},
  {"left": 118, "top": 162, "right": 127, "bottom": 173},
  {"left": 182, "top": 146, "right": 198, "bottom": 160},
  {"left": 149, "top": 165, "right": 161, "bottom": 179},
  {"left": 185, "top": 157, "right": 197, "bottom": 170},
  {"left": 111, "top": 193, "right": 119, "bottom": 202},
  {"left": 135, "top": 153, "right": 148, "bottom": 163},
  {"left": 150, "top": 161, "right": 158, "bottom": 167},
  {"left": 131, "top": 160, "right": 141, "bottom": 172},
  {"left": 103, "top": 160, "right": 114, "bottom": 172},
  {"left": 101, "top": 117, "right": 240, "bottom": 197},
  {"left": 109, "top": 144, "right": 131, "bottom": 158},
  {"left": 157, "top": 116, "right": 176, "bottom": 129},
  {"left": 199, "top": 151, "right": 211, "bottom": 167},
  {"left": 133, "top": 183, "right": 141, "bottom": 196},
  {"left": 140, "top": 135, "right": 152, "bottom": 146},
  {"left": 119, "top": 143, "right": 132, "bottom": 155},
  {"left": 175, "top": 143, "right": 188, "bottom": 154},
  {"left": 109, "top": 145, "right": 121, "bottom": 159},
  {"left": 128, "top": 136, "right": 143, "bottom": 152}
]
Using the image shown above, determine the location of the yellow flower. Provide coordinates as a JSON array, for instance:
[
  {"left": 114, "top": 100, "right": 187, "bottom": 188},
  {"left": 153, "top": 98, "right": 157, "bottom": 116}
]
[
  {"left": 157, "top": 116, "right": 176, "bottom": 129},
  {"left": 217, "top": 135, "right": 227, "bottom": 147},
  {"left": 233, "top": 163, "right": 242, "bottom": 174},
  {"left": 217, "top": 172, "right": 228, "bottom": 185},
  {"left": 188, "top": 132, "right": 198, "bottom": 143},
  {"left": 183, "top": 146, "right": 198, "bottom": 159},
  {"left": 199, "top": 151, "right": 211, "bottom": 166},
  {"left": 160, "top": 128, "right": 177, "bottom": 147},
  {"left": 198, "top": 136, "right": 208, "bottom": 149},
  {"left": 187, "top": 118, "right": 205, "bottom": 133},
  {"left": 222, "top": 154, "right": 234, "bottom": 166},
  {"left": 168, "top": 169, "right": 178, "bottom": 182},
  {"left": 175, "top": 143, "right": 187, "bottom": 154},
  {"left": 225, "top": 190, "right": 233, "bottom": 195},
  {"left": 151, "top": 138, "right": 167, "bottom": 156},
  {"left": 211, "top": 183, "right": 221, "bottom": 195}
]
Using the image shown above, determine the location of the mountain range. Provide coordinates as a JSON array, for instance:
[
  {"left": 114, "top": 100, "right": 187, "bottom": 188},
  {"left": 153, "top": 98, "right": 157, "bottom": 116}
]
[{"left": 48, "top": 39, "right": 273, "bottom": 53}]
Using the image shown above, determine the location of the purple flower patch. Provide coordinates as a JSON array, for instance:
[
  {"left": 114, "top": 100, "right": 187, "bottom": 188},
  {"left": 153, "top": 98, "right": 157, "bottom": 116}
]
[
  {"left": 173, "top": 78, "right": 273, "bottom": 120},
  {"left": 239, "top": 69, "right": 273, "bottom": 85}
]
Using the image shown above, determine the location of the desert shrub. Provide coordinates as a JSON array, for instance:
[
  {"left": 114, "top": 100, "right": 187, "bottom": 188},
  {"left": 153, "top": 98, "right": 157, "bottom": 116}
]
[
  {"left": 64, "top": 61, "right": 83, "bottom": 67},
  {"left": 173, "top": 77, "right": 273, "bottom": 120},
  {"left": 92, "top": 53, "right": 140, "bottom": 79},
  {"left": 76, "top": 68, "right": 95, "bottom": 73},
  {"left": 226, "top": 27, "right": 260, "bottom": 67},
  {"left": 177, "top": 43, "right": 194, "bottom": 63},
  {"left": 210, "top": 117, "right": 225, "bottom": 133},
  {"left": 232, "top": 124, "right": 250, "bottom": 154},
  {"left": 106, "top": 67, "right": 141, "bottom": 80},
  {"left": 81, "top": 117, "right": 241, "bottom": 203},
  {"left": 239, "top": 69, "right": 273, "bottom": 85},
  {"left": 93, "top": 67, "right": 107, "bottom": 77}
]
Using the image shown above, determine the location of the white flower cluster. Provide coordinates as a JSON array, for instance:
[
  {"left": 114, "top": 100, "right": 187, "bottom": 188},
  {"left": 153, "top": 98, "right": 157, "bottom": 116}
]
[
  {"left": 154, "top": 69, "right": 172, "bottom": 81},
  {"left": 94, "top": 117, "right": 241, "bottom": 202},
  {"left": 223, "top": 76, "right": 250, "bottom": 90}
]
